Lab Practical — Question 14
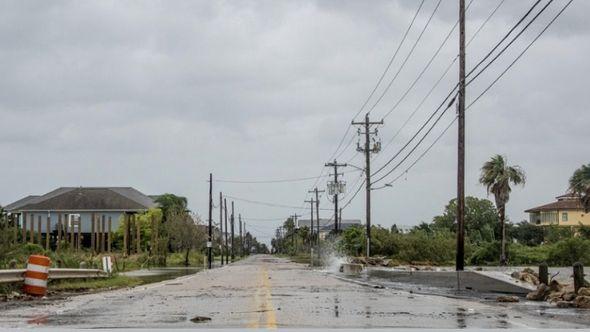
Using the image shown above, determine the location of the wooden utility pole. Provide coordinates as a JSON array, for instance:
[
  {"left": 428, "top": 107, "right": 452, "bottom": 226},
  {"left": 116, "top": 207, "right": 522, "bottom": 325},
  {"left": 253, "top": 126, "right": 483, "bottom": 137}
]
[
  {"left": 77, "top": 216, "right": 81, "bottom": 251},
  {"left": 123, "top": 213, "right": 129, "bottom": 256},
  {"left": 108, "top": 216, "right": 112, "bottom": 253},
  {"left": 22, "top": 213, "right": 27, "bottom": 244},
  {"left": 304, "top": 198, "right": 314, "bottom": 243},
  {"left": 57, "top": 214, "right": 62, "bottom": 250},
  {"left": 243, "top": 222, "right": 247, "bottom": 255},
  {"left": 352, "top": 113, "right": 383, "bottom": 258},
  {"left": 219, "top": 192, "right": 224, "bottom": 266},
  {"left": 207, "top": 173, "right": 213, "bottom": 269},
  {"left": 135, "top": 214, "right": 140, "bottom": 254},
  {"left": 29, "top": 214, "right": 34, "bottom": 243},
  {"left": 45, "top": 215, "right": 50, "bottom": 250},
  {"left": 313, "top": 188, "right": 324, "bottom": 262},
  {"left": 238, "top": 214, "right": 243, "bottom": 257},
  {"left": 456, "top": 0, "right": 466, "bottom": 271},
  {"left": 63, "top": 214, "right": 68, "bottom": 245},
  {"left": 91, "top": 214, "right": 96, "bottom": 253},
  {"left": 101, "top": 215, "right": 106, "bottom": 253},
  {"left": 230, "top": 201, "right": 235, "bottom": 262},
  {"left": 224, "top": 198, "right": 229, "bottom": 264},
  {"left": 324, "top": 160, "right": 347, "bottom": 232},
  {"left": 37, "top": 216, "right": 41, "bottom": 245}
]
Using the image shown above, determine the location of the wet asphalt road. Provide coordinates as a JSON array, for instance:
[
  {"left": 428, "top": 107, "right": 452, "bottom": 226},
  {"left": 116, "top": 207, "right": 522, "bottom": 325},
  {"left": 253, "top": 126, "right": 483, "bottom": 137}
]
[{"left": 0, "top": 255, "right": 587, "bottom": 328}]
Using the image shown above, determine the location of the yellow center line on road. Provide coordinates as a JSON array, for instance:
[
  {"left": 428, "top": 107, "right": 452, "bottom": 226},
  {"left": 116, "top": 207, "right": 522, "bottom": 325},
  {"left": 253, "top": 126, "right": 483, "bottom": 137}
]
[
  {"left": 262, "top": 267, "right": 277, "bottom": 329},
  {"left": 247, "top": 264, "right": 276, "bottom": 329}
]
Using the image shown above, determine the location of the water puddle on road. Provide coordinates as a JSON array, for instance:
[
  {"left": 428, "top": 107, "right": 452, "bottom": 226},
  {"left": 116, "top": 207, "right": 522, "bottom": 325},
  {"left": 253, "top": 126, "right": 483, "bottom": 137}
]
[{"left": 121, "top": 267, "right": 202, "bottom": 284}]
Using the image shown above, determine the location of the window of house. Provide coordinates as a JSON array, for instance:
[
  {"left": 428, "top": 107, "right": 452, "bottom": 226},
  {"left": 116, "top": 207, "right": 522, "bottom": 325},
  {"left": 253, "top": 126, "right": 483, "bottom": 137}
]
[{"left": 562, "top": 212, "right": 568, "bottom": 222}]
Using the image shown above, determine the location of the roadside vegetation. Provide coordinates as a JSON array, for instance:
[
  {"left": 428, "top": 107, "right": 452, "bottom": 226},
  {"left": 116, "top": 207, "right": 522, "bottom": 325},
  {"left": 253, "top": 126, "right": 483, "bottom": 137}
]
[
  {"left": 273, "top": 161, "right": 590, "bottom": 267},
  {"left": 0, "top": 193, "right": 268, "bottom": 296}
]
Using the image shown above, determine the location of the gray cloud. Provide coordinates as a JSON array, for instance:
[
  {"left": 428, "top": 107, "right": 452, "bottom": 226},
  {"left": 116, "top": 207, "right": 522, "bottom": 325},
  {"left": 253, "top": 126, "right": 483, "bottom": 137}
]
[{"left": 1, "top": 0, "right": 588, "bottom": 244}]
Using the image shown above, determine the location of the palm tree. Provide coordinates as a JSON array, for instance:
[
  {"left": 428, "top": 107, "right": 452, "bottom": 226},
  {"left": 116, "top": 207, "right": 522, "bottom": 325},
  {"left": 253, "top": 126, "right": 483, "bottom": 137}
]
[
  {"left": 479, "top": 155, "right": 526, "bottom": 265},
  {"left": 569, "top": 163, "right": 590, "bottom": 212}
]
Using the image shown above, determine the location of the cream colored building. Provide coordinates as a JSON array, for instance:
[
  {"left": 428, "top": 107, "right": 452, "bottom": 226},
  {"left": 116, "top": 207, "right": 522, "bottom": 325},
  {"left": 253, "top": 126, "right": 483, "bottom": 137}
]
[{"left": 525, "top": 194, "right": 590, "bottom": 226}]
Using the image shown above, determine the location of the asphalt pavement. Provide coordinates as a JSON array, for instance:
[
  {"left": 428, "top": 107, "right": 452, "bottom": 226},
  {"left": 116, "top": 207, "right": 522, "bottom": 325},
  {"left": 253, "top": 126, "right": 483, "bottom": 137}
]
[{"left": 0, "top": 255, "right": 586, "bottom": 328}]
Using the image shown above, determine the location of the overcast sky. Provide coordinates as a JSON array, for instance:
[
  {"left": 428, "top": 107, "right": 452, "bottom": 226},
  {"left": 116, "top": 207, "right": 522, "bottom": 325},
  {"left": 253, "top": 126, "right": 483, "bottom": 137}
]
[{"left": 1, "top": 0, "right": 588, "bottom": 245}]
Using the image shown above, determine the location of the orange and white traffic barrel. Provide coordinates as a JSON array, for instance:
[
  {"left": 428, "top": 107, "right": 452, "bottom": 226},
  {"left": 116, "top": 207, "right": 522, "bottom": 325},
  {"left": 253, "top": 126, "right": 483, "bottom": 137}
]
[{"left": 23, "top": 255, "right": 51, "bottom": 296}]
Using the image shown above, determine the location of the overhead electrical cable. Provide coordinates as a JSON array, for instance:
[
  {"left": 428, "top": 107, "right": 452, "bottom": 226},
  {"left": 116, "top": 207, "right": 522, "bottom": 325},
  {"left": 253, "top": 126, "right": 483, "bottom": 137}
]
[
  {"left": 372, "top": 0, "right": 553, "bottom": 179},
  {"left": 224, "top": 195, "right": 332, "bottom": 211},
  {"left": 367, "top": 0, "right": 443, "bottom": 115},
  {"left": 373, "top": 0, "right": 573, "bottom": 189}
]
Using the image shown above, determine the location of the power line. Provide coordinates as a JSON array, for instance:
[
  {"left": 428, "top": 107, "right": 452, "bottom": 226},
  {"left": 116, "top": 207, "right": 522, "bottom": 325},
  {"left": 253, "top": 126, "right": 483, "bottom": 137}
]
[
  {"left": 467, "top": 0, "right": 506, "bottom": 47},
  {"left": 373, "top": 116, "right": 457, "bottom": 190},
  {"left": 302, "top": 0, "right": 428, "bottom": 203},
  {"left": 215, "top": 170, "right": 360, "bottom": 184},
  {"left": 468, "top": 0, "right": 573, "bottom": 109},
  {"left": 377, "top": 0, "right": 497, "bottom": 154},
  {"left": 215, "top": 174, "right": 330, "bottom": 184},
  {"left": 466, "top": 0, "right": 553, "bottom": 86},
  {"left": 373, "top": 0, "right": 574, "bottom": 189},
  {"left": 372, "top": 93, "right": 458, "bottom": 184},
  {"left": 467, "top": 0, "right": 543, "bottom": 78},
  {"left": 372, "top": 0, "right": 553, "bottom": 180},
  {"left": 381, "top": 0, "right": 478, "bottom": 120},
  {"left": 367, "top": 0, "right": 443, "bottom": 115},
  {"left": 241, "top": 217, "right": 288, "bottom": 222},
  {"left": 357, "top": 0, "right": 426, "bottom": 119},
  {"left": 224, "top": 195, "right": 332, "bottom": 211}
]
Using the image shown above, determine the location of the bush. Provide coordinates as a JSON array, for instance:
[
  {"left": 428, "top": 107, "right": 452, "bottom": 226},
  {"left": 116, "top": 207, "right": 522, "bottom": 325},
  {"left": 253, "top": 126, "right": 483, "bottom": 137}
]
[
  {"left": 509, "top": 243, "right": 550, "bottom": 265},
  {"left": 547, "top": 238, "right": 590, "bottom": 266},
  {"left": 396, "top": 230, "right": 456, "bottom": 265},
  {"left": 469, "top": 241, "right": 501, "bottom": 265}
]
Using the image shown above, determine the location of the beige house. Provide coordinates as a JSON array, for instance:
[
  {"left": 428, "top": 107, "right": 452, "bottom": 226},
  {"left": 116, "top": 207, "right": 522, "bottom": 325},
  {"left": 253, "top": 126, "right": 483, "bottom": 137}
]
[{"left": 525, "top": 194, "right": 589, "bottom": 226}]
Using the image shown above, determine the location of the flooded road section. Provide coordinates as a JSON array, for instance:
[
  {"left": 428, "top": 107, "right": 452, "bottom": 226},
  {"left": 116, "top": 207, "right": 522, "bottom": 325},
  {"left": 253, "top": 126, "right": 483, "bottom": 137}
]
[{"left": 0, "top": 255, "right": 586, "bottom": 328}]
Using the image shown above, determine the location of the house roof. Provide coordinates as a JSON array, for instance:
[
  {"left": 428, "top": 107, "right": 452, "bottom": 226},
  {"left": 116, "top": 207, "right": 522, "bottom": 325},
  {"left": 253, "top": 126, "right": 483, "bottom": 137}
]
[
  {"left": 4, "top": 195, "right": 41, "bottom": 211},
  {"left": 525, "top": 194, "right": 584, "bottom": 213},
  {"left": 6, "top": 187, "right": 156, "bottom": 212}
]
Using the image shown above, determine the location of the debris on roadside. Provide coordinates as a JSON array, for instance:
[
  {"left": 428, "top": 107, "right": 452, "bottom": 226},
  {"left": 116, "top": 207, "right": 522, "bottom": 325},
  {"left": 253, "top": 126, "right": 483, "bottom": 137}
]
[
  {"left": 511, "top": 268, "right": 540, "bottom": 285},
  {"left": 496, "top": 295, "right": 519, "bottom": 303},
  {"left": 190, "top": 316, "right": 211, "bottom": 323}
]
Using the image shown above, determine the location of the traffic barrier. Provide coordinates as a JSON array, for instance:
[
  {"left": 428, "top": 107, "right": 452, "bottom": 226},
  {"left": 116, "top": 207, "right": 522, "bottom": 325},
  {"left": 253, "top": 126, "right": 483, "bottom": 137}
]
[{"left": 23, "top": 255, "right": 51, "bottom": 296}]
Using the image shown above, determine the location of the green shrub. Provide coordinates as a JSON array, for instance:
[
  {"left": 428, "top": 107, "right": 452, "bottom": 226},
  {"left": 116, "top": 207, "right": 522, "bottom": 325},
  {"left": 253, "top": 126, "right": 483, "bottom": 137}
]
[
  {"left": 469, "top": 241, "right": 501, "bottom": 265},
  {"left": 508, "top": 243, "right": 550, "bottom": 265},
  {"left": 547, "top": 238, "right": 590, "bottom": 266}
]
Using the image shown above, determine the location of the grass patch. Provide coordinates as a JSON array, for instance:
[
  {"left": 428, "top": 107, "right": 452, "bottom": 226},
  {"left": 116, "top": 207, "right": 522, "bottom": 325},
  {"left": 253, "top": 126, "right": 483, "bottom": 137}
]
[
  {"left": 289, "top": 254, "right": 311, "bottom": 264},
  {"left": 49, "top": 275, "right": 144, "bottom": 292}
]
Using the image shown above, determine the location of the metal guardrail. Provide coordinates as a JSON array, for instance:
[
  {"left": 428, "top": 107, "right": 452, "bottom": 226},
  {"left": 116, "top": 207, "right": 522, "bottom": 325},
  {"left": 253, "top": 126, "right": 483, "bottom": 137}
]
[{"left": 0, "top": 268, "right": 106, "bottom": 283}]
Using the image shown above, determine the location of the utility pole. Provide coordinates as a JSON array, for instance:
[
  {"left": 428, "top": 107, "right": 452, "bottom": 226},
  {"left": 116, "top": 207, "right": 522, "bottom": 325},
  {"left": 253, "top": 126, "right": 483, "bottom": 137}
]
[
  {"left": 308, "top": 187, "right": 325, "bottom": 264},
  {"left": 224, "top": 198, "right": 229, "bottom": 264},
  {"left": 324, "top": 160, "right": 347, "bottom": 232},
  {"left": 231, "top": 201, "right": 235, "bottom": 262},
  {"left": 207, "top": 173, "right": 213, "bottom": 269},
  {"left": 243, "top": 222, "right": 247, "bottom": 255},
  {"left": 352, "top": 113, "right": 383, "bottom": 258},
  {"left": 304, "top": 198, "right": 315, "bottom": 262},
  {"left": 304, "top": 198, "right": 314, "bottom": 242},
  {"left": 290, "top": 214, "right": 301, "bottom": 253},
  {"left": 239, "top": 214, "right": 243, "bottom": 257},
  {"left": 219, "top": 192, "right": 223, "bottom": 266},
  {"left": 456, "top": 0, "right": 466, "bottom": 271}
]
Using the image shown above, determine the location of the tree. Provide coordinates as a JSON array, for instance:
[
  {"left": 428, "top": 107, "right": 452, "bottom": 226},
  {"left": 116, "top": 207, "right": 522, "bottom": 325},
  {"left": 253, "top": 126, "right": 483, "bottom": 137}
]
[
  {"left": 166, "top": 211, "right": 206, "bottom": 266},
  {"left": 510, "top": 220, "right": 544, "bottom": 246},
  {"left": 479, "top": 155, "right": 526, "bottom": 265},
  {"left": 431, "top": 196, "right": 498, "bottom": 243},
  {"left": 155, "top": 194, "right": 188, "bottom": 221},
  {"left": 339, "top": 225, "right": 365, "bottom": 256},
  {"left": 569, "top": 163, "right": 590, "bottom": 212}
]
